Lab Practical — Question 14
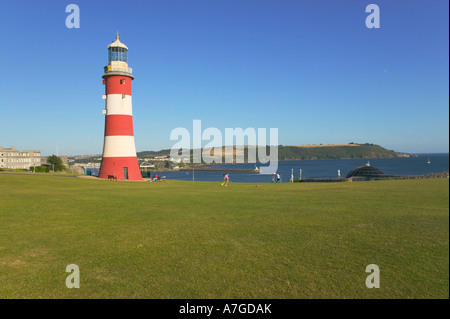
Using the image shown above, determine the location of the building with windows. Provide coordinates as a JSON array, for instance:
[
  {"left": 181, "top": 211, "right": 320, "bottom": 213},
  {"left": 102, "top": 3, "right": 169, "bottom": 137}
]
[{"left": 0, "top": 146, "right": 41, "bottom": 169}]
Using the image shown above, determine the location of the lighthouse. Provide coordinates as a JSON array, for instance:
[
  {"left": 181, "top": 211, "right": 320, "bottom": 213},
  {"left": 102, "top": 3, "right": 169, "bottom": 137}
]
[{"left": 98, "top": 34, "right": 142, "bottom": 181}]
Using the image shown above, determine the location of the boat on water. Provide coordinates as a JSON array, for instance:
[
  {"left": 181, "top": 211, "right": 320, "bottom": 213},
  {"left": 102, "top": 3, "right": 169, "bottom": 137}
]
[{"left": 427, "top": 158, "right": 431, "bottom": 164}]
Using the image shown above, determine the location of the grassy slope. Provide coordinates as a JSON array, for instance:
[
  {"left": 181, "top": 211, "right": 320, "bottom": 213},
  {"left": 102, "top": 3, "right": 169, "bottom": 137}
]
[
  {"left": 278, "top": 144, "right": 402, "bottom": 160},
  {"left": 0, "top": 175, "right": 448, "bottom": 298}
]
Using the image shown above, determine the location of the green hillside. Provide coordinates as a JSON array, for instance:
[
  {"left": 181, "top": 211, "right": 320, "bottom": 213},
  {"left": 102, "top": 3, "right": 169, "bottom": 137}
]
[
  {"left": 135, "top": 143, "right": 409, "bottom": 163},
  {"left": 277, "top": 143, "right": 408, "bottom": 161}
]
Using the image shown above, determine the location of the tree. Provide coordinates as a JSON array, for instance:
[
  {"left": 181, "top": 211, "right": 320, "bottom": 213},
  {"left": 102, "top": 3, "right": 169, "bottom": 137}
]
[{"left": 47, "top": 155, "right": 65, "bottom": 171}]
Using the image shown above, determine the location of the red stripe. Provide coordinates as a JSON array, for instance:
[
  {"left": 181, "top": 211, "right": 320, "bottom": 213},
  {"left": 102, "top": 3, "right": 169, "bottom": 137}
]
[
  {"left": 99, "top": 156, "right": 142, "bottom": 181},
  {"left": 104, "top": 115, "right": 134, "bottom": 136},
  {"left": 104, "top": 75, "right": 132, "bottom": 95}
]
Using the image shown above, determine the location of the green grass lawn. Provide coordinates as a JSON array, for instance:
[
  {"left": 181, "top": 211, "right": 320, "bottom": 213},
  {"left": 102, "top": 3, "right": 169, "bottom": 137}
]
[{"left": 0, "top": 174, "right": 448, "bottom": 298}]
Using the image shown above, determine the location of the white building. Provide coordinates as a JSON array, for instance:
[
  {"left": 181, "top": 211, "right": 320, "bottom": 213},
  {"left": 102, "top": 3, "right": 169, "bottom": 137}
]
[
  {"left": 139, "top": 162, "right": 155, "bottom": 168},
  {"left": 169, "top": 157, "right": 190, "bottom": 164},
  {"left": 0, "top": 146, "right": 41, "bottom": 169}
]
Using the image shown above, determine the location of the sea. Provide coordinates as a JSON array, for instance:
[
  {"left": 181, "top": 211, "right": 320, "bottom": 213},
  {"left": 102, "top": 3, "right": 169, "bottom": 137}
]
[{"left": 151, "top": 153, "right": 449, "bottom": 183}]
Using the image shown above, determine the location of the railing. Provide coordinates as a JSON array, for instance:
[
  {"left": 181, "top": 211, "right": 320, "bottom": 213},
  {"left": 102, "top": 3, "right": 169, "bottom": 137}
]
[{"left": 104, "top": 65, "right": 133, "bottom": 74}]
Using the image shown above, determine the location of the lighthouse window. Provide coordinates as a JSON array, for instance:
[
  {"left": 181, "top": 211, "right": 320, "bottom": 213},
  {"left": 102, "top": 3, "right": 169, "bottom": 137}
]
[
  {"left": 108, "top": 47, "right": 128, "bottom": 63},
  {"left": 112, "top": 47, "right": 118, "bottom": 61}
]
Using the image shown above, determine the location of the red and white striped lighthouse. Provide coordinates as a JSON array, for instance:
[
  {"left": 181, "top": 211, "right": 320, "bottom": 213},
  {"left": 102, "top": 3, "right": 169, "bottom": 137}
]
[{"left": 98, "top": 34, "right": 142, "bottom": 180}]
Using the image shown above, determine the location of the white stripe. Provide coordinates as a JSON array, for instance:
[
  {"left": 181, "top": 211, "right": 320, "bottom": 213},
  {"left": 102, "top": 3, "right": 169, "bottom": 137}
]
[
  {"left": 102, "top": 136, "right": 137, "bottom": 157},
  {"left": 106, "top": 94, "right": 133, "bottom": 116}
]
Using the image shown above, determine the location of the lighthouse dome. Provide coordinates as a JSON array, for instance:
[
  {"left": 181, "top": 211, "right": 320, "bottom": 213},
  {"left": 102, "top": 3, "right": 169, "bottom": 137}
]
[{"left": 107, "top": 34, "right": 128, "bottom": 50}]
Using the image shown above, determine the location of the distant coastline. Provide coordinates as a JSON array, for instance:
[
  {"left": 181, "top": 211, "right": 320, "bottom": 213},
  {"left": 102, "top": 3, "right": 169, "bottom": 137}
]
[
  {"left": 274, "top": 143, "right": 413, "bottom": 161},
  {"left": 68, "top": 143, "right": 414, "bottom": 167}
]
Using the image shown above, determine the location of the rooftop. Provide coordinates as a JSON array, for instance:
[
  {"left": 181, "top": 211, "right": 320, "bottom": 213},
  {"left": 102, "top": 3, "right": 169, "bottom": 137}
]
[
  {"left": 107, "top": 33, "right": 128, "bottom": 50},
  {"left": 346, "top": 162, "right": 386, "bottom": 178}
]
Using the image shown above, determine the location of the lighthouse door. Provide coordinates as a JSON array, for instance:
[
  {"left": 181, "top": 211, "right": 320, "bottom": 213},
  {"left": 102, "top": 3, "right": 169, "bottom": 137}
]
[{"left": 123, "top": 167, "right": 129, "bottom": 180}]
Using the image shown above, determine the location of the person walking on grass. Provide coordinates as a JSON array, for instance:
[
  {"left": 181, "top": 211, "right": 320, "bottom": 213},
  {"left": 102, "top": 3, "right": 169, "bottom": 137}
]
[{"left": 222, "top": 173, "right": 230, "bottom": 187}]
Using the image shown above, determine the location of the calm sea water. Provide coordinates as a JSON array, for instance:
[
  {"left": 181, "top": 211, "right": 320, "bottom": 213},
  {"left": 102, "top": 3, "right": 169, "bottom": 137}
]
[{"left": 152, "top": 153, "right": 449, "bottom": 183}]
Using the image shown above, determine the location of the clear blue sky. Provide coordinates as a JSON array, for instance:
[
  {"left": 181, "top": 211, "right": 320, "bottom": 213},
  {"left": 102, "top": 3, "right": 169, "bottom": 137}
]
[{"left": 0, "top": 0, "right": 448, "bottom": 155}]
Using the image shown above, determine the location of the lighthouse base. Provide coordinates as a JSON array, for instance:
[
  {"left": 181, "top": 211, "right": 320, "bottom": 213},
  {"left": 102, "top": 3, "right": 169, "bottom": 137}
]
[{"left": 98, "top": 156, "right": 143, "bottom": 181}]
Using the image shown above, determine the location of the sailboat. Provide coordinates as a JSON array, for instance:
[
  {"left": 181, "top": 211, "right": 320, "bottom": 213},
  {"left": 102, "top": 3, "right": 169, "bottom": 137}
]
[{"left": 427, "top": 158, "right": 431, "bottom": 164}]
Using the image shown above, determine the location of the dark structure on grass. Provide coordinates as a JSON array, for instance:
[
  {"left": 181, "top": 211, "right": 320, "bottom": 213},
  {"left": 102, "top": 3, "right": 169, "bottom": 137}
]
[{"left": 346, "top": 162, "right": 386, "bottom": 181}]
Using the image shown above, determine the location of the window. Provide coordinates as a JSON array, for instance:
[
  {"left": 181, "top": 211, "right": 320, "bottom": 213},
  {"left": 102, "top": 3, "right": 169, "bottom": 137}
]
[
  {"left": 111, "top": 47, "right": 118, "bottom": 61},
  {"left": 109, "top": 47, "right": 128, "bottom": 63}
]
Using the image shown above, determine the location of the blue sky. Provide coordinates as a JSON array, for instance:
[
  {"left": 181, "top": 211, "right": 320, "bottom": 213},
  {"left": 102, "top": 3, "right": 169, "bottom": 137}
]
[{"left": 0, "top": 0, "right": 448, "bottom": 155}]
